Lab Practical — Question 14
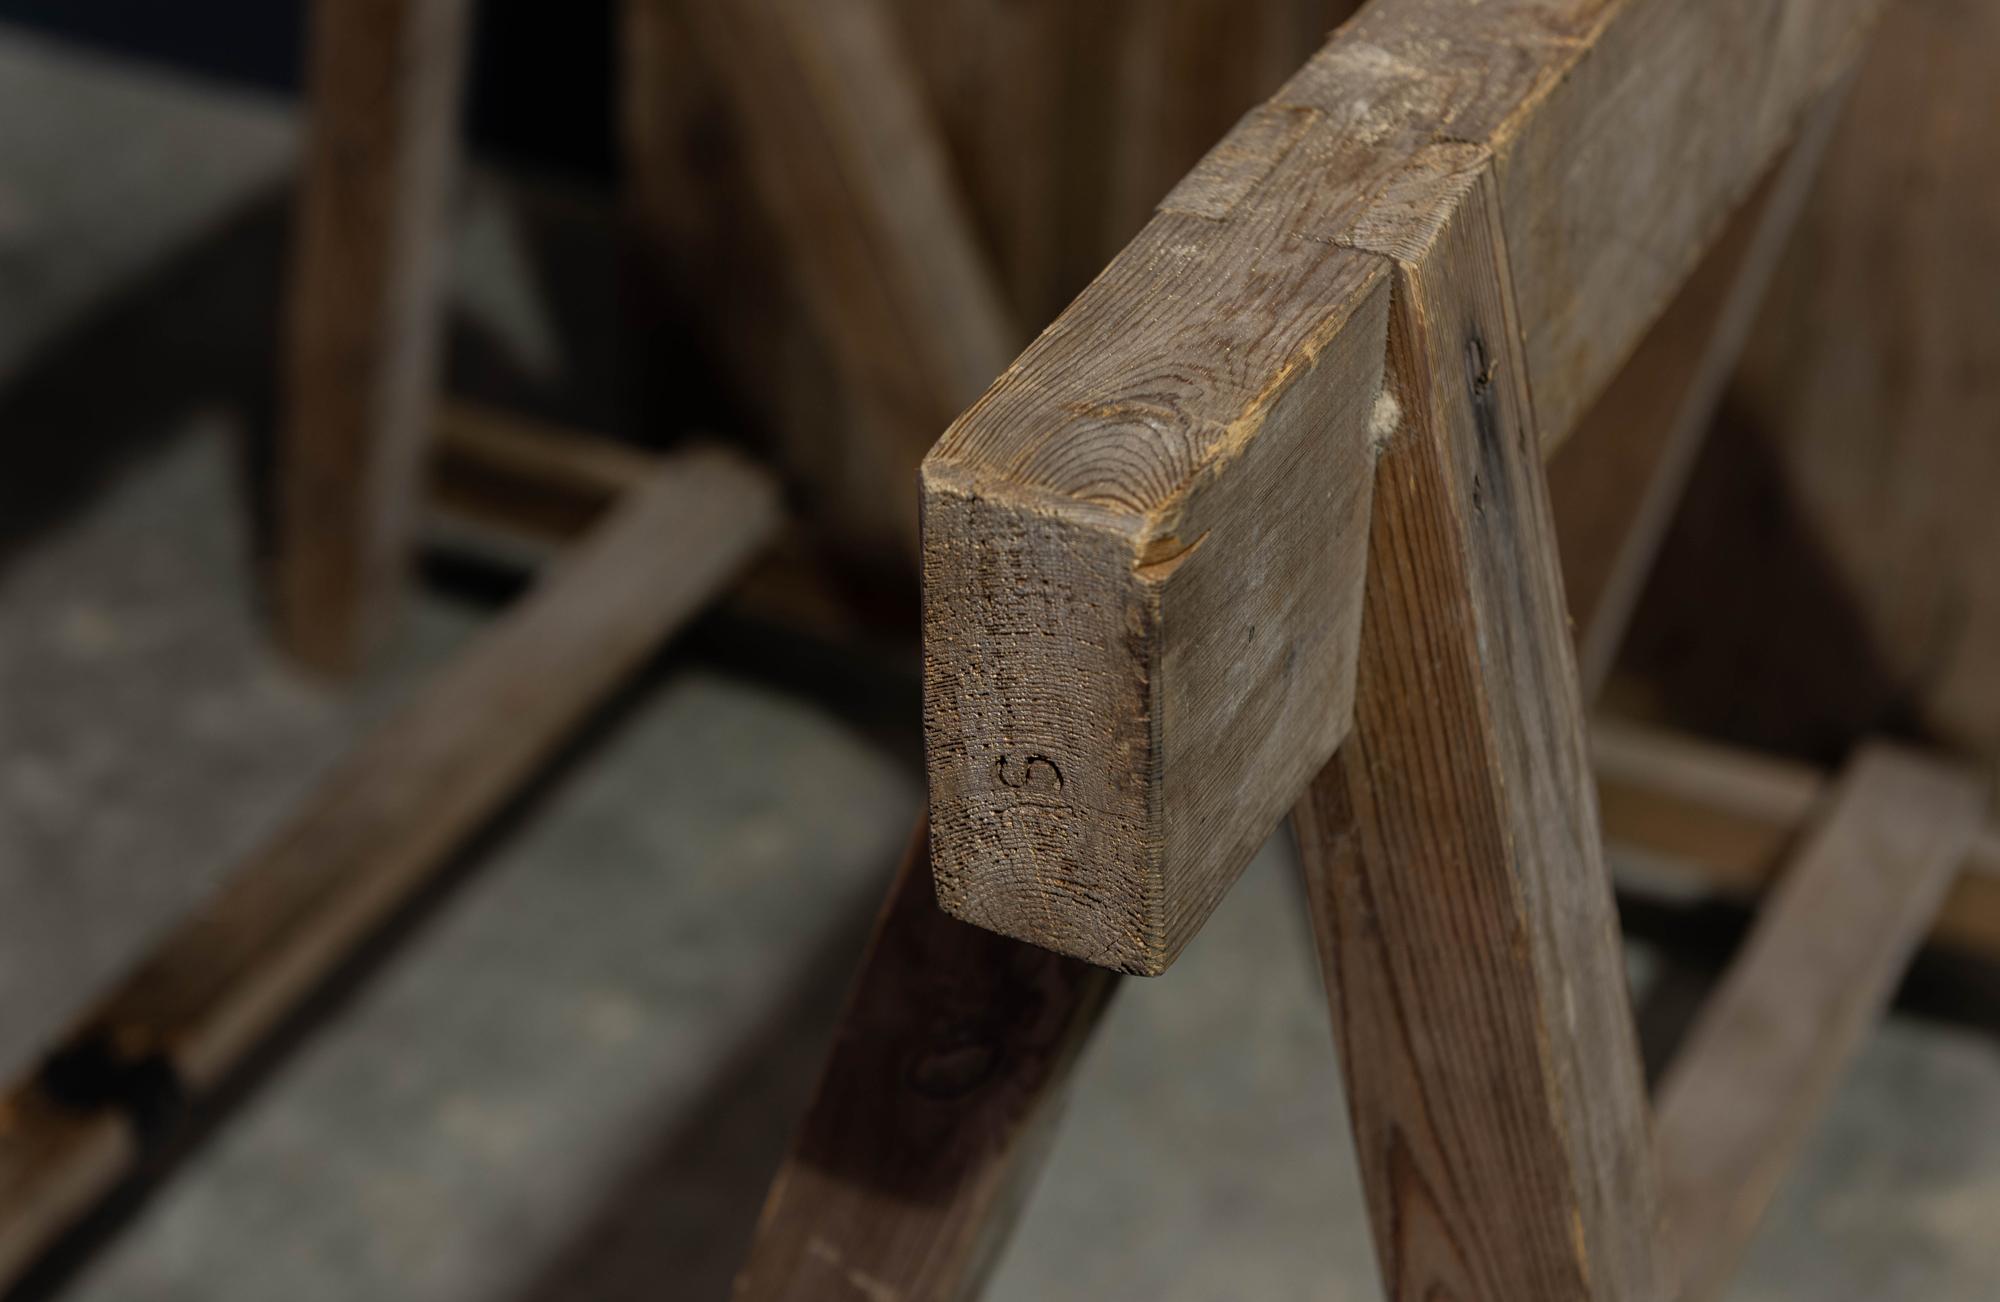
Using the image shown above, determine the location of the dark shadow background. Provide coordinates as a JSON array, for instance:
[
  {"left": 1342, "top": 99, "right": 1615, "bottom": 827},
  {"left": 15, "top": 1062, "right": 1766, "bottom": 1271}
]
[{"left": 0, "top": 0, "right": 617, "bottom": 181}]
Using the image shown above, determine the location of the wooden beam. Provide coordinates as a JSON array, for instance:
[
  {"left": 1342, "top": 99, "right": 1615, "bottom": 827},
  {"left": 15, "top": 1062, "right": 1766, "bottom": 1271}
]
[
  {"left": 675, "top": 0, "right": 1019, "bottom": 560},
  {"left": 1652, "top": 743, "right": 1986, "bottom": 1301},
  {"left": 924, "top": 0, "right": 1884, "bottom": 973},
  {"left": 1593, "top": 718, "right": 2000, "bottom": 959},
  {"left": 277, "top": 0, "right": 472, "bottom": 675},
  {"left": 422, "top": 407, "right": 907, "bottom": 648},
  {"left": 1292, "top": 162, "right": 1666, "bottom": 1301},
  {"left": 0, "top": 450, "right": 779, "bottom": 1289},
  {"left": 733, "top": 821, "right": 1117, "bottom": 1302},
  {"left": 1549, "top": 90, "right": 1845, "bottom": 695},
  {"left": 1097, "top": 0, "right": 1343, "bottom": 268}
]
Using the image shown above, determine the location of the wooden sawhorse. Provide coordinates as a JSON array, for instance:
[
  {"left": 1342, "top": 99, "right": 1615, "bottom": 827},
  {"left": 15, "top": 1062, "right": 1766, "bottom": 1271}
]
[{"left": 735, "top": 2, "right": 1991, "bottom": 1300}]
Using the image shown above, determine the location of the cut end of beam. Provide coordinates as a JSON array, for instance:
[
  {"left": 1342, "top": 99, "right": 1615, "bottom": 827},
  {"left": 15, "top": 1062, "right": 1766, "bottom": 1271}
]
[
  {"left": 920, "top": 259, "right": 1387, "bottom": 975},
  {"left": 921, "top": 463, "right": 1167, "bottom": 973}
]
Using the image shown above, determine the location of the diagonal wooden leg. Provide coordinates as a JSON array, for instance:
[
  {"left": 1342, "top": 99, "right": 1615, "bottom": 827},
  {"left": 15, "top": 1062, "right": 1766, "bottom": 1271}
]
[
  {"left": 653, "top": 0, "right": 1019, "bottom": 562},
  {"left": 1652, "top": 742, "right": 1985, "bottom": 1301},
  {"left": 1291, "top": 160, "right": 1668, "bottom": 1301},
  {"left": 734, "top": 821, "right": 1117, "bottom": 1301},
  {"left": 278, "top": 0, "right": 472, "bottom": 675}
]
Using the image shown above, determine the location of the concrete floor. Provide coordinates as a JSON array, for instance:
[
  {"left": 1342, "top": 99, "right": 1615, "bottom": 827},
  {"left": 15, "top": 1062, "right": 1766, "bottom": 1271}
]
[{"left": 3, "top": 24, "right": 1998, "bottom": 1302}]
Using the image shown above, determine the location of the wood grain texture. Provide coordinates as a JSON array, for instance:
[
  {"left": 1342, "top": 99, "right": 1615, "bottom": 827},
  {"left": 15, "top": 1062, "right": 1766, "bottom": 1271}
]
[
  {"left": 1652, "top": 742, "right": 1986, "bottom": 1301},
  {"left": 87, "top": 450, "right": 775, "bottom": 1087},
  {"left": 278, "top": 0, "right": 471, "bottom": 675},
  {"left": 674, "top": 0, "right": 1018, "bottom": 560},
  {"left": 733, "top": 822, "right": 1117, "bottom": 1302},
  {"left": 0, "top": 452, "right": 778, "bottom": 1281},
  {"left": 1728, "top": 0, "right": 2000, "bottom": 760},
  {"left": 1594, "top": 718, "right": 2000, "bottom": 960},
  {"left": 924, "top": 0, "right": 1884, "bottom": 972},
  {"left": 1550, "top": 93, "right": 1843, "bottom": 695},
  {"left": 1292, "top": 163, "right": 1666, "bottom": 1302}
]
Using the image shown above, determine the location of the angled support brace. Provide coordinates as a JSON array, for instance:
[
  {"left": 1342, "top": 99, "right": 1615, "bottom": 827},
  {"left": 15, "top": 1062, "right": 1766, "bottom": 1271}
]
[{"left": 1293, "top": 161, "right": 1668, "bottom": 1302}]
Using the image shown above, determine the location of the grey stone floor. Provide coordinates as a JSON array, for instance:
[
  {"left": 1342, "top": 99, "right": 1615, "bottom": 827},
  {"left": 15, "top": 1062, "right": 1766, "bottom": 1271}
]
[{"left": 3, "top": 23, "right": 1998, "bottom": 1302}]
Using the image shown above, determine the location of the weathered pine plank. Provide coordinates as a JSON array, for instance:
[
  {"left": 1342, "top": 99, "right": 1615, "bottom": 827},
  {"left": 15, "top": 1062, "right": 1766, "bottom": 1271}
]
[
  {"left": 732, "top": 822, "right": 1117, "bottom": 1302},
  {"left": 1549, "top": 91, "right": 1844, "bottom": 694},
  {"left": 924, "top": 0, "right": 1883, "bottom": 973},
  {"left": 1594, "top": 719, "right": 2000, "bottom": 960},
  {"left": 1652, "top": 743, "right": 1986, "bottom": 1301},
  {"left": 677, "top": 0, "right": 1019, "bottom": 559},
  {"left": 1292, "top": 161, "right": 1665, "bottom": 1302},
  {"left": 0, "top": 451, "right": 779, "bottom": 1286},
  {"left": 278, "top": 0, "right": 472, "bottom": 675}
]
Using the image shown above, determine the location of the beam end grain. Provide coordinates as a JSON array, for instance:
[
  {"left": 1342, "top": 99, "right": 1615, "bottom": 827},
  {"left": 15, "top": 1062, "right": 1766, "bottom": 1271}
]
[
  {"left": 922, "top": 230, "right": 1389, "bottom": 974},
  {"left": 1653, "top": 741, "right": 1988, "bottom": 1302}
]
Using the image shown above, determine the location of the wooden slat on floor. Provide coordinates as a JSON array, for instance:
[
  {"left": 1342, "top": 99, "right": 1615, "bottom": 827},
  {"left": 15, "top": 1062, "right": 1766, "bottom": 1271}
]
[
  {"left": 1652, "top": 742, "right": 1987, "bottom": 1301},
  {"left": 733, "top": 822, "right": 1117, "bottom": 1302},
  {"left": 0, "top": 447, "right": 780, "bottom": 1289}
]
